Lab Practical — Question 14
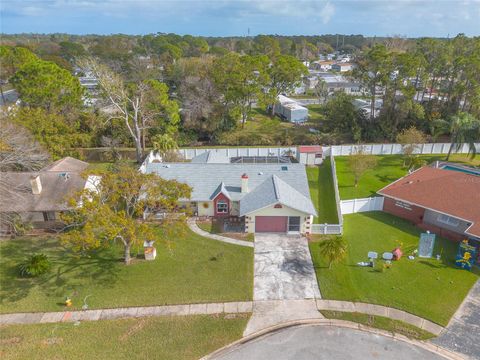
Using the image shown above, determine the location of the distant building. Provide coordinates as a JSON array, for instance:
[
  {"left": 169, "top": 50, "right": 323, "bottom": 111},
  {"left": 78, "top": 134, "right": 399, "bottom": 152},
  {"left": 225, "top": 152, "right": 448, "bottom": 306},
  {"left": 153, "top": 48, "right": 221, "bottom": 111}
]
[
  {"left": 274, "top": 95, "right": 309, "bottom": 123},
  {"left": 353, "top": 98, "right": 383, "bottom": 118},
  {"left": 310, "top": 60, "right": 335, "bottom": 72},
  {"left": 331, "top": 63, "right": 355, "bottom": 72},
  {"left": 319, "top": 74, "right": 362, "bottom": 95}
]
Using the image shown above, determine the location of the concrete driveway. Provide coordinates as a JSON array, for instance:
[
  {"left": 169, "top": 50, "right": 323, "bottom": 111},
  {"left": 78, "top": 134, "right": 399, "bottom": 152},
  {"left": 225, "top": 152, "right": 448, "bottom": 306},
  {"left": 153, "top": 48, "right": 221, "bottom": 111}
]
[
  {"left": 253, "top": 234, "right": 321, "bottom": 301},
  {"left": 215, "top": 325, "right": 445, "bottom": 360},
  {"left": 432, "top": 280, "right": 480, "bottom": 360}
]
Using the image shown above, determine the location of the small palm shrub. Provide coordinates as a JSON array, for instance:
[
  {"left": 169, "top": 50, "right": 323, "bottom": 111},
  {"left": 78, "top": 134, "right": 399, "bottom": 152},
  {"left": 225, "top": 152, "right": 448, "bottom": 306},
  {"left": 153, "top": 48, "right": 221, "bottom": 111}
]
[{"left": 19, "top": 253, "right": 52, "bottom": 277}]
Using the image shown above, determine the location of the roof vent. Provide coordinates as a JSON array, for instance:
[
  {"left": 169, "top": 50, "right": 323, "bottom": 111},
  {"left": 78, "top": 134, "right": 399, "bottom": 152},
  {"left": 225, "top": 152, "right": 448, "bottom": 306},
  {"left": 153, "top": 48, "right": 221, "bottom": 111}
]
[
  {"left": 281, "top": 166, "right": 288, "bottom": 171},
  {"left": 258, "top": 172, "right": 264, "bottom": 175}
]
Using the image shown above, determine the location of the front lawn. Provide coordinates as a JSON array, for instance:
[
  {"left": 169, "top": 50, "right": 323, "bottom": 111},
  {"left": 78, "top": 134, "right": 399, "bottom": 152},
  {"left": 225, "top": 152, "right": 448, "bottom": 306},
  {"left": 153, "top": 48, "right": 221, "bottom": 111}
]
[
  {"left": 0, "top": 225, "right": 253, "bottom": 313},
  {"left": 306, "top": 160, "right": 338, "bottom": 224},
  {"left": 0, "top": 314, "right": 249, "bottom": 360},
  {"left": 309, "top": 212, "right": 479, "bottom": 326},
  {"left": 335, "top": 154, "right": 479, "bottom": 200}
]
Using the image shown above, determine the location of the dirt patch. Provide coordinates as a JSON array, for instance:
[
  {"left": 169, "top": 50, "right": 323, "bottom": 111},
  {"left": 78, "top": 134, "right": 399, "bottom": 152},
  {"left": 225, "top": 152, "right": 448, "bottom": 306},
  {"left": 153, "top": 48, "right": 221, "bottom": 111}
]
[
  {"left": 41, "top": 337, "right": 64, "bottom": 346},
  {"left": 0, "top": 337, "right": 22, "bottom": 345},
  {"left": 119, "top": 319, "right": 147, "bottom": 341}
]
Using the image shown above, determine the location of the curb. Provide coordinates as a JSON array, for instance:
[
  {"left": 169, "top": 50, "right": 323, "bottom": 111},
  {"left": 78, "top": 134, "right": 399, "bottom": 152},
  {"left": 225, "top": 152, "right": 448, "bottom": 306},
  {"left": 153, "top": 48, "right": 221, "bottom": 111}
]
[{"left": 200, "top": 319, "right": 465, "bottom": 360}]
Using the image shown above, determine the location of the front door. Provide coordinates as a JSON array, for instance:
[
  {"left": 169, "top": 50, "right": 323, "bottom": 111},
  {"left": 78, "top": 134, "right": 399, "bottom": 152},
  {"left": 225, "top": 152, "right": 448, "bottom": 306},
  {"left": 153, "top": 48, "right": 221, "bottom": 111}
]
[{"left": 288, "top": 216, "right": 301, "bottom": 232}]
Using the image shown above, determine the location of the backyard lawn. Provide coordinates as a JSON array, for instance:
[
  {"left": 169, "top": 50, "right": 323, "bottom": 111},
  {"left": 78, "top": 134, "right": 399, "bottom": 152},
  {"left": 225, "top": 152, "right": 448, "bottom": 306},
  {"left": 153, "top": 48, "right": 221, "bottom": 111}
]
[
  {"left": 306, "top": 160, "right": 338, "bottom": 224},
  {"left": 335, "top": 154, "right": 479, "bottom": 200},
  {"left": 0, "top": 224, "right": 253, "bottom": 314},
  {"left": 309, "top": 212, "right": 479, "bottom": 326},
  {"left": 0, "top": 314, "right": 249, "bottom": 360}
]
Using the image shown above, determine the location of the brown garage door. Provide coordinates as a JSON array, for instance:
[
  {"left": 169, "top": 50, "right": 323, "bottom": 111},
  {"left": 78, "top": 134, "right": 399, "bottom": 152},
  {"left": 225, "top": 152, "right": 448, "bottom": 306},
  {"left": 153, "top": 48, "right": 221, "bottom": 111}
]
[{"left": 255, "top": 216, "right": 288, "bottom": 233}]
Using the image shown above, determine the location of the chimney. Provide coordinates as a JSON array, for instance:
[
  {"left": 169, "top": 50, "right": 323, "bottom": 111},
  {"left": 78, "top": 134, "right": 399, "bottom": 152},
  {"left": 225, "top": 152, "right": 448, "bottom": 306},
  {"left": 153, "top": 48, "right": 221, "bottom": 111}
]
[
  {"left": 241, "top": 173, "right": 249, "bottom": 193},
  {"left": 30, "top": 175, "right": 42, "bottom": 195}
]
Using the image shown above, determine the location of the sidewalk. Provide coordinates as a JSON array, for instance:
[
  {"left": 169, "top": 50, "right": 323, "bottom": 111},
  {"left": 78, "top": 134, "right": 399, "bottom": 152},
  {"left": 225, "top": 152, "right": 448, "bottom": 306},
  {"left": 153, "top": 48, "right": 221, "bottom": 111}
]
[
  {"left": 187, "top": 218, "right": 254, "bottom": 248},
  {"left": 0, "top": 301, "right": 253, "bottom": 325}
]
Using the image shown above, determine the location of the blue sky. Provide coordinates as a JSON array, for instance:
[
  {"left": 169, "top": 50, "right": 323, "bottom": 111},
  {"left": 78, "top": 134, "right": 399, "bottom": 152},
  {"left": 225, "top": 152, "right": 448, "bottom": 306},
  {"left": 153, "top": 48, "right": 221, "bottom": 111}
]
[{"left": 1, "top": 0, "right": 479, "bottom": 37}]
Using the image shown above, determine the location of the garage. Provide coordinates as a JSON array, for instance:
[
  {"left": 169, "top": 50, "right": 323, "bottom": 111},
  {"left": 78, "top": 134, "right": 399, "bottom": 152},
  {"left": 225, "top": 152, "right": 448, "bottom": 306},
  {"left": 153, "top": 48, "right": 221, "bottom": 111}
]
[{"left": 255, "top": 216, "right": 288, "bottom": 233}]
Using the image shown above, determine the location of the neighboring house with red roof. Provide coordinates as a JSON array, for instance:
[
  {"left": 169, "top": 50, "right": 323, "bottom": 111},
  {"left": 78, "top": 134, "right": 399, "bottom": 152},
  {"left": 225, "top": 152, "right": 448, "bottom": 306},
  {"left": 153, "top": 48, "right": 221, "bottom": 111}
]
[{"left": 377, "top": 165, "right": 480, "bottom": 247}]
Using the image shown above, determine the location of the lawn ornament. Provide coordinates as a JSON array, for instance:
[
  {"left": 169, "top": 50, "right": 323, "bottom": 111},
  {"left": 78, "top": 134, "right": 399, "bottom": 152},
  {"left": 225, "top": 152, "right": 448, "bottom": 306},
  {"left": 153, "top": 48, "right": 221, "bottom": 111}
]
[
  {"left": 455, "top": 240, "right": 476, "bottom": 271},
  {"left": 65, "top": 297, "right": 72, "bottom": 307},
  {"left": 392, "top": 248, "right": 402, "bottom": 260}
]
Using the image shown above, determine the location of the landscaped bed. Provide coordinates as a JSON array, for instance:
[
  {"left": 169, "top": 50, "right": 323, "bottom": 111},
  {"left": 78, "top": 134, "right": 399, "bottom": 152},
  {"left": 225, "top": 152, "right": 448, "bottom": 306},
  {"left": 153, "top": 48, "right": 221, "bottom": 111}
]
[
  {"left": 196, "top": 219, "right": 254, "bottom": 242},
  {"left": 0, "top": 225, "right": 253, "bottom": 314},
  {"left": 309, "top": 212, "right": 479, "bottom": 326},
  {"left": 335, "top": 153, "right": 479, "bottom": 200},
  {"left": 0, "top": 314, "right": 249, "bottom": 360},
  {"left": 306, "top": 159, "right": 338, "bottom": 224}
]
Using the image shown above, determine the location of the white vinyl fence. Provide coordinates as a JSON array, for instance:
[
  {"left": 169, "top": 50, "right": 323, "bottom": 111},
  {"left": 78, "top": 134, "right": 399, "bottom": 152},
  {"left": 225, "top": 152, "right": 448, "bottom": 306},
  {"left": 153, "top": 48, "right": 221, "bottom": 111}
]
[
  {"left": 340, "top": 197, "right": 384, "bottom": 215},
  {"left": 178, "top": 147, "right": 298, "bottom": 160},
  {"left": 323, "top": 142, "right": 480, "bottom": 157},
  {"left": 311, "top": 154, "right": 344, "bottom": 235}
]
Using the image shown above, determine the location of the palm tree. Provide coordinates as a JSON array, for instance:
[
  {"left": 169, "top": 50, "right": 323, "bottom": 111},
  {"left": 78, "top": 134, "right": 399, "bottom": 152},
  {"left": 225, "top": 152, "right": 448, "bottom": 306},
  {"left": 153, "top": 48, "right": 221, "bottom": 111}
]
[
  {"left": 318, "top": 236, "right": 347, "bottom": 269},
  {"left": 433, "top": 113, "right": 480, "bottom": 161}
]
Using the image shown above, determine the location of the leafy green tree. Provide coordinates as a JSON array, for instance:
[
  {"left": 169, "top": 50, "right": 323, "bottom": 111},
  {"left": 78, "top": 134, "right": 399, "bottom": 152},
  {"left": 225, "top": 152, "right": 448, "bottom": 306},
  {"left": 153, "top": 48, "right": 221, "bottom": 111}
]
[
  {"left": 9, "top": 107, "right": 91, "bottom": 159},
  {"left": 348, "top": 147, "right": 378, "bottom": 187},
  {"left": 61, "top": 165, "right": 191, "bottom": 265},
  {"left": 353, "top": 44, "right": 393, "bottom": 122},
  {"left": 59, "top": 41, "right": 86, "bottom": 61},
  {"left": 212, "top": 53, "right": 269, "bottom": 127},
  {"left": 433, "top": 112, "right": 480, "bottom": 160},
  {"left": 318, "top": 236, "right": 347, "bottom": 269},
  {"left": 324, "top": 93, "right": 363, "bottom": 142},
  {"left": 262, "top": 55, "right": 308, "bottom": 116},
  {"left": 396, "top": 127, "right": 427, "bottom": 169},
  {"left": 11, "top": 59, "right": 83, "bottom": 113},
  {"left": 152, "top": 133, "right": 178, "bottom": 158}
]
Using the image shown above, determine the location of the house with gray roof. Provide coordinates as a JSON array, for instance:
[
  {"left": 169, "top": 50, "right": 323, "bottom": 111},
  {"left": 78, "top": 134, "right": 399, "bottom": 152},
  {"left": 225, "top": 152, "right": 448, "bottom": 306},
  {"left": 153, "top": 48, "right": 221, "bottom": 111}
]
[
  {"left": 143, "top": 160, "right": 317, "bottom": 234},
  {"left": 0, "top": 157, "right": 98, "bottom": 232}
]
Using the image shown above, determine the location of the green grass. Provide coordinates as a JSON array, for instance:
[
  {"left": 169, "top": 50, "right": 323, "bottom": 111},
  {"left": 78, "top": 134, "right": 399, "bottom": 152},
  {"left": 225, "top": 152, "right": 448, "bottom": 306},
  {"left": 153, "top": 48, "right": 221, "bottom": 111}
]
[
  {"left": 0, "top": 314, "right": 249, "bottom": 360},
  {"left": 309, "top": 212, "right": 479, "bottom": 326},
  {"left": 306, "top": 160, "right": 338, "bottom": 224},
  {"left": 335, "top": 154, "right": 479, "bottom": 200},
  {"left": 320, "top": 311, "right": 434, "bottom": 340},
  {"left": 0, "top": 225, "right": 253, "bottom": 314}
]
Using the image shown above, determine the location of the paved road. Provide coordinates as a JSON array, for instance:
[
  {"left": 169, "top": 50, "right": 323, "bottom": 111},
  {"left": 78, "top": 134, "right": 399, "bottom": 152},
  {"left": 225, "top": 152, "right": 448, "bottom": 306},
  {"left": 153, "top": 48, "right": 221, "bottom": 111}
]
[
  {"left": 216, "top": 326, "right": 445, "bottom": 360},
  {"left": 253, "top": 234, "right": 321, "bottom": 301},
  {"left": 432, "top": 279, "right": 480, "bottom": 360}
]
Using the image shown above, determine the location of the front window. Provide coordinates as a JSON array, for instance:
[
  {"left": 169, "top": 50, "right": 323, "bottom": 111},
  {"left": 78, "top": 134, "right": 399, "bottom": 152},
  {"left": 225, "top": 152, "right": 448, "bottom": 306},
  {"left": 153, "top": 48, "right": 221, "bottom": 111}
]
[
  {"left": 288, "top": 216, "right": 301, "bottom": 232},
  {"left": 217, "top": 200, "right": 228, "bottom": 214}
]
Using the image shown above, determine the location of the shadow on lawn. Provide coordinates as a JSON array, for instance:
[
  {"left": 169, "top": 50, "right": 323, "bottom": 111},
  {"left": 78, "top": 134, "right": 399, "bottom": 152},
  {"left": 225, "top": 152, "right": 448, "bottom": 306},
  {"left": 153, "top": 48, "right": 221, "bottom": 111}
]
[{"left": 0, "top": 237, "right": 120, "bottom": 305}]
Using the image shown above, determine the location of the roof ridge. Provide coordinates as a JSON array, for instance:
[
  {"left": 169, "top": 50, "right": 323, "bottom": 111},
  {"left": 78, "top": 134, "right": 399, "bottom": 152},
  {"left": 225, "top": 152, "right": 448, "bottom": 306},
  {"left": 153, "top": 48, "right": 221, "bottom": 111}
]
[{"left": 271, "top": 175, "right": 280, "bottom": 200}]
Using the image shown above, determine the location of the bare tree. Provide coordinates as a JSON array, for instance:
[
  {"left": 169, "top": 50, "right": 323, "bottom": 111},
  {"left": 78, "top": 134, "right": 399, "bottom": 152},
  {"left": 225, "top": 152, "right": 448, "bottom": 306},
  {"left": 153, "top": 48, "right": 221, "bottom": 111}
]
[
  {"left": 348, "top": 146, "right": 378, "bottom": 188},
  {"left": 0, "top": 118, "right": 50, "bottom": 233},
  {"left": 79, "top": 58, "right": 178, "bottom": 163}
]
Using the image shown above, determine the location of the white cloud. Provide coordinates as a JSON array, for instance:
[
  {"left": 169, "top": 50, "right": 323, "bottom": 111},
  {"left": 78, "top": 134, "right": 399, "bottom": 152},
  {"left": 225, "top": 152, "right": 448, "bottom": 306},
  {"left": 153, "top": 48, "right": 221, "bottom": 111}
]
[{"left": 320, "top": 2, "right": 335, "bottom": 24}]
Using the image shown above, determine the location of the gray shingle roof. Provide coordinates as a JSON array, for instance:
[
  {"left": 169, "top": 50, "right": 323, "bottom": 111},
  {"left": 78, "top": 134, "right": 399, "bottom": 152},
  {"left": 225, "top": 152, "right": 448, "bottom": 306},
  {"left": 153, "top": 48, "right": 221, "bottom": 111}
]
[
  {"left": 239, "top": 175, "right": 317, "bottom": 216},
  {"left": 190, "top": 150, "right": 230, "bottom": 164},
  {"left": 145, "top": 162, "right": 316, "bottom": 216},
  {"left": 40, "top": 156, "right": 89, "bottom": 172}
]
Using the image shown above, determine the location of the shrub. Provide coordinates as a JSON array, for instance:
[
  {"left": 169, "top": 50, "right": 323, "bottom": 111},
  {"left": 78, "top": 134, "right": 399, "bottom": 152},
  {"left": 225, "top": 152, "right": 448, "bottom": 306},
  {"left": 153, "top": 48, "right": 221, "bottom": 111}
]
[{"left": 18, "top": 253, "right": 52, "bottom": 277}]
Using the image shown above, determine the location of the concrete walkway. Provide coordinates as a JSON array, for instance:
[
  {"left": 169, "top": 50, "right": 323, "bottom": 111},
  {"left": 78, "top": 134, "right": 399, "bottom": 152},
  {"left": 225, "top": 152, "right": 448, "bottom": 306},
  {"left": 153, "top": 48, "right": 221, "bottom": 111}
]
[
  {"left": 432, "top": 279, "right": 480, "bottom": 359},
  {"left": 0, "top": 301, "right": 253, "bottom": 325},
  {"left": 187, "top": 218, "right": 253, "bottom": 248}
]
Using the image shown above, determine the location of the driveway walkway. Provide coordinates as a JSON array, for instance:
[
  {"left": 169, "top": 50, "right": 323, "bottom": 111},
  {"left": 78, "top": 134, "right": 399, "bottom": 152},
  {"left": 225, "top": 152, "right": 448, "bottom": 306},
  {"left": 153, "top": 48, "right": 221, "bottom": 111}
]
[
  {"left": 432, "top": 279, "right": 480, "bottom": 360},
  {"left": 245, "top": 234, "right": 322, "bottom": 335},
  {"left": 253, "top": 234, "right": 321, "bottom": 301}
]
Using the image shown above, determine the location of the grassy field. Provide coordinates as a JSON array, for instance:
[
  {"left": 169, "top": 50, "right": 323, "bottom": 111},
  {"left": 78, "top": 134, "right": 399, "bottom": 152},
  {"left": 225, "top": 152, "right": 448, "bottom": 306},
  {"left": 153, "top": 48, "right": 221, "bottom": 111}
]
[
  {"left": 306, "top": 160, "right": 338, "bottom": 224},
  {"left": 217, "top": 107, "right": 323, "bottom": 146},
  {"left": 0, "top": 314, "right": 249, "bottom": 360},
  {"left": 0, "top": 225, "right": 253, "bottom": 314},
  {"left": 335, "top": 154, "right": 479, "bottom": 200},
  {"left": 309, "top": 212, "right": 479, "bottom": 326}
]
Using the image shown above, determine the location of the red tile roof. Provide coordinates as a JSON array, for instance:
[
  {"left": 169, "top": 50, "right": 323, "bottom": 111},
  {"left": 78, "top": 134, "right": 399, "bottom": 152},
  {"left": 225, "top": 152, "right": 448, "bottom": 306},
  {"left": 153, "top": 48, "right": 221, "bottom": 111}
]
[
  {"left": 377, "top": 166, "right": 480, "bottom": 237},
  {"left": 298, "top": 145, "right": 322, "bottom": 153}
]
